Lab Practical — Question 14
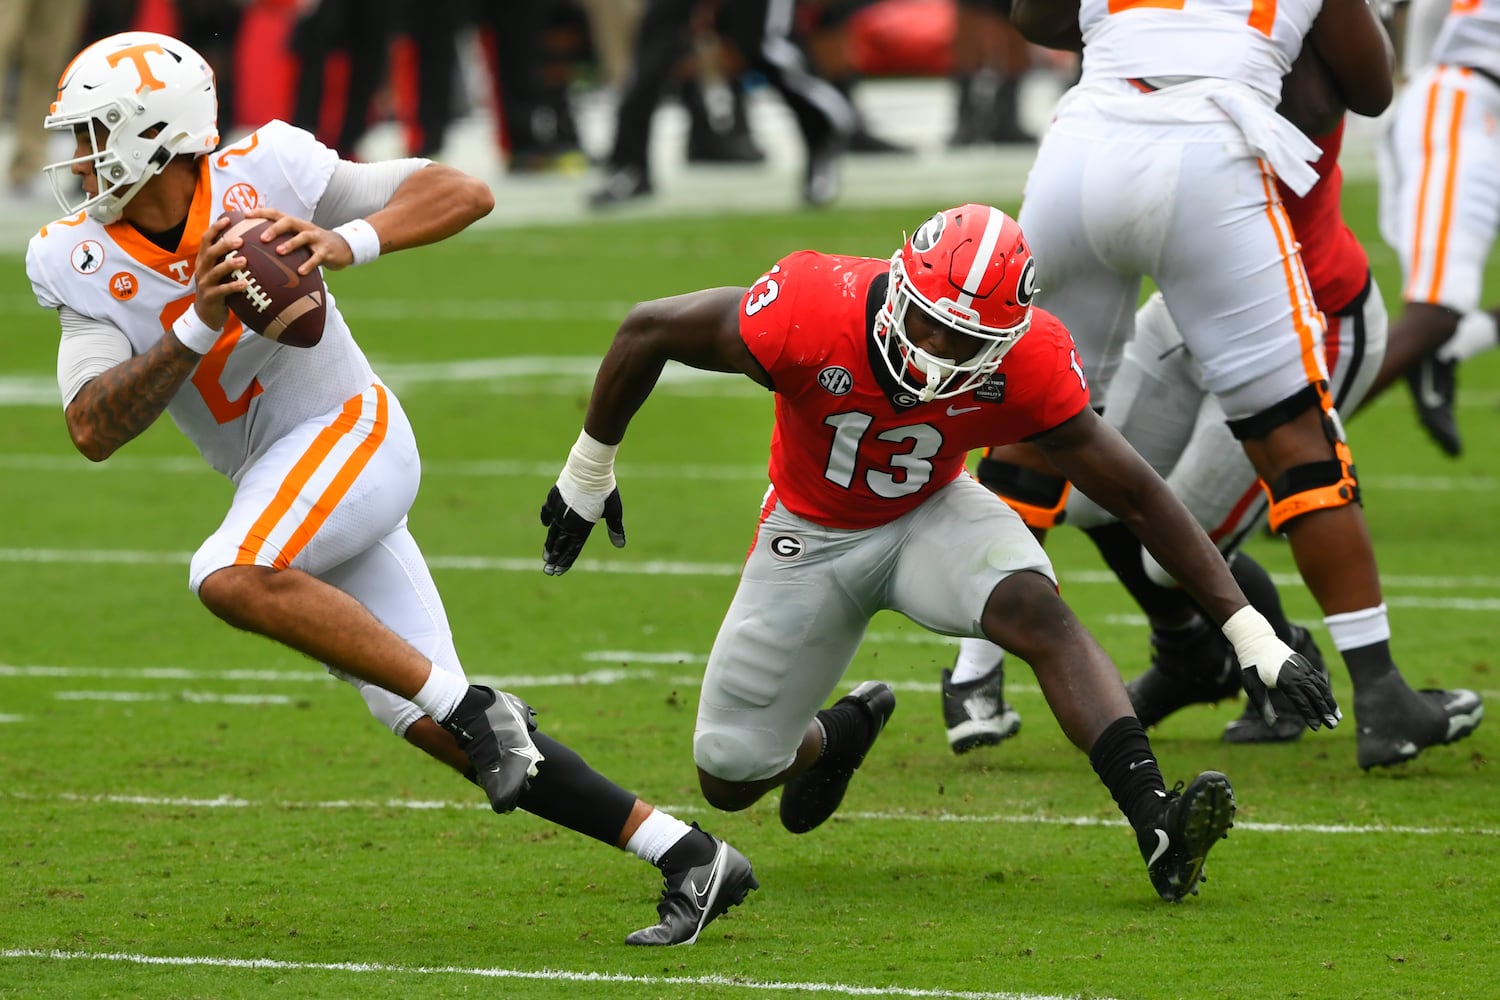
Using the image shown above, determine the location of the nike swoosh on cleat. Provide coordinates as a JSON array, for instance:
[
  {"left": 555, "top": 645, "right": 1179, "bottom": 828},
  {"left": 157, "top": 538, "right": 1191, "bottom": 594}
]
[
  {"left": 1146, "top": 829, "right": 1170, "bottom": 867},
  {"left": 1418, "top": 365, "right": 1447, "bottom": 410},
  {"left": 946, "top": 405, "right": 982, "bottom": 416},
  {"left": 690, "top": 852, "right": 726, "bottom": 910}
]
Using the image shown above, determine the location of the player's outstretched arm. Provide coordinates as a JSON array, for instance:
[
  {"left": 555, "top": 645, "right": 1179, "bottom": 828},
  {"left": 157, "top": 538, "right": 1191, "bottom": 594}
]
[
  {"left": 247, "top": 162, "right": 495, "bottom": 273},
  {"left": 1034, "top": 409, "right": 1341, "bottom": 730},
  {"left": 541, "top": 287, "right": 769, "bottom": 576}
]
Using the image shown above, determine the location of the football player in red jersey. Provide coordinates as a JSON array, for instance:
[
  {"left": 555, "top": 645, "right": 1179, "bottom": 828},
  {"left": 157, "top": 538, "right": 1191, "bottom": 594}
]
[{"left": 541, "top": 204, "right": 1340, "bottom": 902}]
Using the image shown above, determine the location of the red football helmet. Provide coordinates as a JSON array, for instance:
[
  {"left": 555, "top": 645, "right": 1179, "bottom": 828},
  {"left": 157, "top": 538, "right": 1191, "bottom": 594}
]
[{"left": 874, "top": 204, "right": 1037, "bottom": 401}]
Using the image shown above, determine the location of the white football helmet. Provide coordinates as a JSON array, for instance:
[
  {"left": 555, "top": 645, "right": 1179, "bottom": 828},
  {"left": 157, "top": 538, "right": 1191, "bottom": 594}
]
[
  {"left": 874, "top": 204, "right": 1037, "bottom": 401},
  {"left": 42, "top": 32, "right": 219, "bottom": 223}
]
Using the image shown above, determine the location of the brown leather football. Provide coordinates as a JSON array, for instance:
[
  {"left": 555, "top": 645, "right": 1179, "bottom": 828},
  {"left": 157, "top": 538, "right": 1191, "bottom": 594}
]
[{"left": 221, "top": 209, "right": 327, "bottom": 348}]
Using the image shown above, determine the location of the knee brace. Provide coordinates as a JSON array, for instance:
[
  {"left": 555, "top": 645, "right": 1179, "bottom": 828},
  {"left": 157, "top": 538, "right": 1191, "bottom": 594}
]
[
  {"left": 1231, "top": 383, "right": 1361, "bottom": 533},
  {"left": 1262, "top": 453, "right": 1361, "bottom": 532},
  {"left": 975, "top": 448, "right": 1072, "bottom": 531}
]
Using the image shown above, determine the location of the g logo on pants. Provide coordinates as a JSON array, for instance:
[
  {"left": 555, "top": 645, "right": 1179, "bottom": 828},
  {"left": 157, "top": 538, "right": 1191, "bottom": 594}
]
[{"left": 767, "top": 534, "right": 805, "bottom": 561}]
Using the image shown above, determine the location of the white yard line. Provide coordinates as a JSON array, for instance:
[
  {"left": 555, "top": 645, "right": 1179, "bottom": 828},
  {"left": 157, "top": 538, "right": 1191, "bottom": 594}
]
[
  {"left": 0, "top": 948, "right": 1083, "bottom": 1000},
  {"left": 6, "top": 790, "right": 1498, "bottom": 838},
  {"left": 0, "top": 448, "right": 1496, "bottom": 497},
  {"left": 1, "top": 546, "right": 1499, "bottom": 599}
]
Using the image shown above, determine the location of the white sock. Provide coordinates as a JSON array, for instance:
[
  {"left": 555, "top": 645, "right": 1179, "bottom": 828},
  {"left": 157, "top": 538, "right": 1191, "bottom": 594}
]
[
  {"left": 950, "top": 637, "right": 1006, "bottom": 685},
  {"left": 1323, "top": 604, "right": 1391, "bottom": 652},
  {"left": 624, "top": 808, "right": 693, "bottom": 865},
  {"left": 410, "top": 665, "right": 468, "bottom": 722},
  {"left": 1437, "top": 310, "right": 1499, "bottom": 364}
]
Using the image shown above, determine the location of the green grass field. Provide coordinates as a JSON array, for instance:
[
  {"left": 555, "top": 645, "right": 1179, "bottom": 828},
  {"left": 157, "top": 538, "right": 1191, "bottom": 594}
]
[{"left": 1, "top": 180, "right": 1496, "bottom": 1000}]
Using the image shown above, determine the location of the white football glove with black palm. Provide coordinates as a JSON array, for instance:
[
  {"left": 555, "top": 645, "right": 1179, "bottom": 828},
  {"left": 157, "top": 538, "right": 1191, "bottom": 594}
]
[
  {"left": 1222, "top": 606, "right": 1342, "bottom": 731},
  {"left": 541, "top": 430, "right": 627, "bottom": 575}
]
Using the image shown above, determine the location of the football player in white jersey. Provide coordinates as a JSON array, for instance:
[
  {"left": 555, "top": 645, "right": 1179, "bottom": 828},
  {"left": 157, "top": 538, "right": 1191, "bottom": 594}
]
[
  {"left": 1370, "top": 0, "right": 1500, "bottom": 455},
  {"left": 25, "top": 31, "right": 755, "bottom": 947},
  {"left": 1002, "top": 0, "right": 1483, "bottom": 769}
]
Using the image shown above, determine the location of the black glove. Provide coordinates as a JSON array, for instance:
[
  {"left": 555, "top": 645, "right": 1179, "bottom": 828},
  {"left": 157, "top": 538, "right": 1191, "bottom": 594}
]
[
  {"left": 1241, "top": 650, "right": 1341, "bottom": 731},
  {"left": 540, "top": 484, "right": 626, "bottom": 576}
]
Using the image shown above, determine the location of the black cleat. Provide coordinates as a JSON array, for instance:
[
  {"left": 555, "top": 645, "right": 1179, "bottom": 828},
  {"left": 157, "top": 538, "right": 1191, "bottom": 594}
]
[
  {"left": 779, "top": 681, "right": 895, "bottom": 834},
  {"left": 1354, "top": 675, "right": 1484, "bottom": 770},
  {"left": 941, "top": 664, "right": 1020, "bottom": 754},
  {"left": 588, "top": 166, "right": 653, "bottom": 209},
  {"left": 1405, "top": 351, "right": 1462, "bottom": 456},
  {"left": 1125, "top": 618, "right": 1240, "bottom": 729},
  {"left": 847, "top": 129, "right": 913, "bottom": 155},
  {"left": 1140, "top": 771, "right": 1236, "bottom": 902},
  {"left": 686, "top": 131, "right": 766, "bottom": 164},
  {"left": 801, "top": 132, "right": 845, "bottom": 207},
  {"left": 625, "top": 834, "right": 758, "bottom": 946},
  {"left": 439, "top": 685, "right": 544, "bottom": 813},
  {"left": 1222, "top": 625, "right": 1327, "bottom": 743}
]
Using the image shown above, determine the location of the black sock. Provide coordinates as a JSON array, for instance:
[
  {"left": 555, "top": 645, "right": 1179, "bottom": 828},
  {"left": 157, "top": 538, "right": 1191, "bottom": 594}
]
[
  {"left": 816, "top": 700, "right": 873, "bottom": 764},
  {"left": 1084, "top": 522, "right": 1202, "bottom": 625},
  {"left": 1089, "top": 716, "right": 1167, "bottom": 833},
  {"left": 1343, "top": 640, "right": 1399, "bottom": 690},
  {"left": 1228, "top": 552, "right": 1293, "bottom": 641},
  {"left": 515, "top": 731, "right": 637, "bottom": 846},
  {"left": 658, "top": 822, "right": 716, "bottom": 872}
]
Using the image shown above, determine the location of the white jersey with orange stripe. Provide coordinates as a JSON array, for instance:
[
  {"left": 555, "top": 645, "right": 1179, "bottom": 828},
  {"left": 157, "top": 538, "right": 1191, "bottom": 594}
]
[
  {"left": 1077, "top": 0, "right": 1319, "bottom": 105},
  {"left": 26, "top": 120, "right": 376, "bottom": 481},
  {"left": 1431, "top": 0, "right": 1500, "bottom": 80}
]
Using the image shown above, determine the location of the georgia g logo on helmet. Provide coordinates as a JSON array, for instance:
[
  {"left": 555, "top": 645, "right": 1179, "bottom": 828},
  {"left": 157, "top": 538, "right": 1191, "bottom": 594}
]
[
  {"left": 910, "top": 212, "right": 946, "bottom": 253},
  {"left": 1014, "top": 256, "right": 1037, "bottom": 308}
]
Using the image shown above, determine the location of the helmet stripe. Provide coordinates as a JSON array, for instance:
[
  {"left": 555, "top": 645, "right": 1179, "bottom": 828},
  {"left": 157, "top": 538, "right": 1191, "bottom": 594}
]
[{"left": 956, "top": 206, "right": 1005, "bottom": 309}]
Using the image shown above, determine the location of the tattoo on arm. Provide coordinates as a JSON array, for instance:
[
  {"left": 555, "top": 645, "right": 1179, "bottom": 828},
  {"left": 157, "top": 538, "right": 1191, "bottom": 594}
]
[{"left": 68, "top": 335, "right": 200, "bottom": 459}]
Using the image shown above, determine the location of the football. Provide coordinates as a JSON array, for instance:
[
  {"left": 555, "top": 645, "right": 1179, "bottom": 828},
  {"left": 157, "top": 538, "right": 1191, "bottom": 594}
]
[{"left": 221, "top": 209, "right": 327, "bottom": 348}]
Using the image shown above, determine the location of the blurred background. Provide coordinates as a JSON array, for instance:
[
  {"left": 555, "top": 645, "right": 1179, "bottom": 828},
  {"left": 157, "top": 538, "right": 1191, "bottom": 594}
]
[{"left": 1, "top": 0, "right": 1177, "bottom": 234}]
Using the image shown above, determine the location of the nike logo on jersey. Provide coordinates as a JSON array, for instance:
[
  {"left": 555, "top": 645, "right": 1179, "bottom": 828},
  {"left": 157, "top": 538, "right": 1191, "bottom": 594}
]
[{"left": 946, "top": 404, "right": 982, "bottom": 416}]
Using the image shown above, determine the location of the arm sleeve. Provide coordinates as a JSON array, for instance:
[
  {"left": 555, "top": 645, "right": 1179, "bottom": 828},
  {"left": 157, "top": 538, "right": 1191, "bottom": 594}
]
[
  {"left": 311, "top": 157, "right": 433, "bottom": 229},
  {"left": 57, "top": 306, "right": 133, "bottom": 407}
]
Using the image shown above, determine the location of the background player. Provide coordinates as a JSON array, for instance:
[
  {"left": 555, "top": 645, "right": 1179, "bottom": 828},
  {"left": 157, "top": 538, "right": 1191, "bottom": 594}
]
[
  {"left": 1369, "top": 0, "right": 1500, "bottom": 456},
  {"left": 944, "top": 43, "right": 1403, "bottom": 750},
  {"left": 539, "top": 203, "right": 1341, "bottom": 902},
  {"left": 1004, "top": 0, "right": 1481, "bottom": 770},
  {"left": 26, "top": 30, "right": 754, "bottom": 947}
]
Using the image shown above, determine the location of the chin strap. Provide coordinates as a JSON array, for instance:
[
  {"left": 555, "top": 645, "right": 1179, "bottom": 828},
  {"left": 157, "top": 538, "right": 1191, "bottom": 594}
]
[{"left": 918, "top": 361, "right": 944, "bottom": 401}]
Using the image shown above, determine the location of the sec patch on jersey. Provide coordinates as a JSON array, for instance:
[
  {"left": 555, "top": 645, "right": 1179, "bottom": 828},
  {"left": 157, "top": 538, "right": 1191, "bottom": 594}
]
[{"left": 221, "top": 209, "right": 327, "bottom": 348}]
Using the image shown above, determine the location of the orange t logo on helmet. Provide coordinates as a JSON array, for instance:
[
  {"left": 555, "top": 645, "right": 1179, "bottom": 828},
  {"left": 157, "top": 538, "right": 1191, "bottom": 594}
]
[{"left": 105, "top": 43, "right": 169, "bottom": 95}]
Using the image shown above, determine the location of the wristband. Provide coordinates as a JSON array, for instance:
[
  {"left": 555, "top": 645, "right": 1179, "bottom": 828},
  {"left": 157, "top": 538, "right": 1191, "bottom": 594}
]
[
  {"left": 1221, "top": 605, "right": 1282, "bottom": 686},
  {"left": 555, "top": 429, "right": 619, "bottom": 520},
  {"left": 172, "top": 307, "right": 223, "bottom": 355},
  {"left": 331, "top": 218, "right": 382, "bottom": 266}
]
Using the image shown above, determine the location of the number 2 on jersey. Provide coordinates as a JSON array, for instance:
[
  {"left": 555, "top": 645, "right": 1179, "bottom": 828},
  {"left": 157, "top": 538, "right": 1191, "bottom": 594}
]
[
  {"left": 1107, "top": 0, "right": 1276, "bottom": 34},
  {"left": 161, "top": 293, "right": 263, "bottom": 424}
]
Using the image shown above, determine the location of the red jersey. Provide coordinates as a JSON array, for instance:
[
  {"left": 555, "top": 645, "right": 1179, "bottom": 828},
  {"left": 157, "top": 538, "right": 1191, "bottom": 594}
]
[
  {"left": 740, "top": 251, "right": 1090, "bottom": 530},
  {"left": 1276, "top": 119, "right": 1368, "bottom": 315}
]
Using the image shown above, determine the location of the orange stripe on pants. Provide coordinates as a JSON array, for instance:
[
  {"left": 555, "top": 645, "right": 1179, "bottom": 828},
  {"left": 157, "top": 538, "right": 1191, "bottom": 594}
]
[{"left": 235, "top": 385, "right": 391, "bottom": 569}]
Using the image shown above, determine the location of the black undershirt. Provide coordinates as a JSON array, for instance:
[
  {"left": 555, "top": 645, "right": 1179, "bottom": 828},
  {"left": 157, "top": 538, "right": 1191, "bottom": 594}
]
[{"left": 137, "top": 217, "right": 188, "bottom": 252}]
